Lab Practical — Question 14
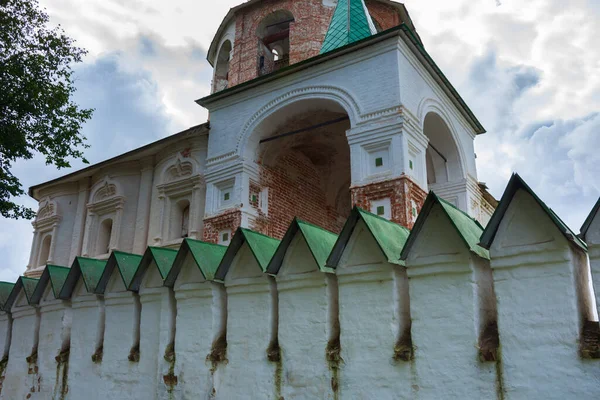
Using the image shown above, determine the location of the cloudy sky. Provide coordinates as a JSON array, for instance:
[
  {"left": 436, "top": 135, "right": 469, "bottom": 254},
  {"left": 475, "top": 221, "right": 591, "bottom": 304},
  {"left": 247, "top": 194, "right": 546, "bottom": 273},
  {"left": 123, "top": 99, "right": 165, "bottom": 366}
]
[{"left": 0, "top": 0, "right": 598, "bottom": 281}]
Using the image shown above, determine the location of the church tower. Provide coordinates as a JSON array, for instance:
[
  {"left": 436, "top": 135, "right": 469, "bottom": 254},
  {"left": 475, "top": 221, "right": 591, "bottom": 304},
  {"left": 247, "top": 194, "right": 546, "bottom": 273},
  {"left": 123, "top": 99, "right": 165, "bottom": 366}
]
[{"left": 199, "top": 0, "right": 493, "bottom": 244}]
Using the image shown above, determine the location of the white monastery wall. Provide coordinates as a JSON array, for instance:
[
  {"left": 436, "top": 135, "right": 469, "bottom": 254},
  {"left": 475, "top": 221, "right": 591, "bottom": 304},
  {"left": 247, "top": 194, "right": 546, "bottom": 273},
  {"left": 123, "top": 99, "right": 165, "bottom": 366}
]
[
  {"left": 489, "top": 190, "right": 600, "bottom": 399},
  {"left": 172, "top": 254, "right": 220, "bottom": 398},
  {"left": 335, "top": 220, "right": 412, "bottom": 399},
  {"left": 1, "top": 194, "right": 600, "bottom": 399},
  {"left": 276, "top": 235, "right": 332, "bottom": 399},
  {"left": 405, "top": 206, "right": 496, "bottom": 399},
  {"left": 67, "top": 280, "right": 103, "bottom": 400}
]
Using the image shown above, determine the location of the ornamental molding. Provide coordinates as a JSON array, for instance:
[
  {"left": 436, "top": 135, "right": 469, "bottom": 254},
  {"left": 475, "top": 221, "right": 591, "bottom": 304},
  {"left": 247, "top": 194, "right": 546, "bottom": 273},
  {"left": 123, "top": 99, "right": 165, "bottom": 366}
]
[{"left": 235, "top": 85, "right": 362, "bottom": 157}]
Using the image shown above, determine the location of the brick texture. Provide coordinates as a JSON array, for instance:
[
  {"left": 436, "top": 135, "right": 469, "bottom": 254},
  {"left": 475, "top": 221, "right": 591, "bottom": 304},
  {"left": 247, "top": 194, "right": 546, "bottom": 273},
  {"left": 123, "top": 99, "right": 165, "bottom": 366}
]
[
  {"left": 226, "top": 0, "right": 403, "bottom": 88},
  {"left": 251, "top": 152, "right": 349, "bottom": 239},
  {"left": 202, "top": 209, "right": 242, "bottom": 243},
  {"left": 351, "top": 175, "right": 427, "bottom": 229}
]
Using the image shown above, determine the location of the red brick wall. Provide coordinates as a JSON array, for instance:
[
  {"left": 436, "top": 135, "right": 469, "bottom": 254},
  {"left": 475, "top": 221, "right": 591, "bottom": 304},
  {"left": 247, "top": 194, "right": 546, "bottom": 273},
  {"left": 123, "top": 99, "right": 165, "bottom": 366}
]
[
  {"left": 250, "top": 152, "right": 348, "bottom": 239},
  {"left": 202, "top": 209, "right": 242, "bottom": 243},
  {"left": 366, "top": 0, "right": 402, "bottom": 31},
  {"left": 351, "top": 175, "right": 427, "bottom": 229},
  {"left": 227, "top": 0, "right": 404, "bottom": 88}
]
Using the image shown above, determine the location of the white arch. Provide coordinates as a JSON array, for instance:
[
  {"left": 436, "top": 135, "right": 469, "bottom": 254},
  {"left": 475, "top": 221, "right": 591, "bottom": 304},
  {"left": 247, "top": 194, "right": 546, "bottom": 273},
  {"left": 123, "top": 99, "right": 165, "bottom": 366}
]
[
  {"left": 89, "top": 176, "right": 123, "bottom": 203},
  {"left": 158, "top": 153, "right": 202, "bottom": 184},
  {"left": 236, "top": 85, "right": 362, "bottom": 158},
  {"left": 417, "top": 98, "right": 467, "bottom": 179}
]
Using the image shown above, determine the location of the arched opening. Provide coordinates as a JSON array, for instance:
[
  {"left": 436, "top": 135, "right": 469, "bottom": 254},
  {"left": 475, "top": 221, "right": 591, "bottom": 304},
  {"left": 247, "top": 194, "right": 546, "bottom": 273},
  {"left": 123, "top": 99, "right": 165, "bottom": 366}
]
[
  {"left": 97, "top": 218, "right": 113, "bottom": 256},
  {"left": 249, "top": 99, "right": 352, "bottom": 236},
  {"left": 171, "top": 199, "right": 191, "bottom": 240},
  {"left": 423, "top": 112, "right": 463, "bottom": 187},
  {"left": 213, "top": 40, "right": 232, "bottom": 92},
  {"left": 257, "top": 10, "right": 294, "bottom": 76},
  {"left": 38, "top": 235, "right": 52, "bottom": 266}
]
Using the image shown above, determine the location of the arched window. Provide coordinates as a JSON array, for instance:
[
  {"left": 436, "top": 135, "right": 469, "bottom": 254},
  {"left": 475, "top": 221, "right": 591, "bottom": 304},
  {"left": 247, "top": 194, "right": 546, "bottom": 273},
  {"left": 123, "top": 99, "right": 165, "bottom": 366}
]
[
  {"left": 257, "top": 10, "right": 294, "bottom": 76},
  {"left": 213, "top": 40, "right": 232, "bottom": 92},
  {"left": 97, "top": 218, "right": 113, "bottom": 256},
  {"left": 170, "top": 199, "right": 191, "bottom": 240},
  {"left": 38, "top": 235, "right": 52, "bottom": 267},
  {"left": 423, "top": 112, "right": 462, "bottom": 187}
]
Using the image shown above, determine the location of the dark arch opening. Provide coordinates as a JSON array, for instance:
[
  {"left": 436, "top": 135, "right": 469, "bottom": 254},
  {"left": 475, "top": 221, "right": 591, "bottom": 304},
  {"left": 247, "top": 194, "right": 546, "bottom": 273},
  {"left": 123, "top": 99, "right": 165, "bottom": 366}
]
[{"left": 257, "top": 10, "right": 295, "bottom": 76}]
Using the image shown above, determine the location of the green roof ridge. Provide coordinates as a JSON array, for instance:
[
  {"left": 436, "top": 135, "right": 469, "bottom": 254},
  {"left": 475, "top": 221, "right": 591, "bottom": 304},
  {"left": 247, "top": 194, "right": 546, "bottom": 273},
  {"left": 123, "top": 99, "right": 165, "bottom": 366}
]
[
  {"left": 296, "top": 219, "right": 338, "bottom": 272},
  {"left": 148, "top": 247, "right": 178, "bottom": 280},
  {"left": 113, "top": 251, "right": 143, "bottom": 289},
  {"left": 46, "top": 265, "right": 70, "bottom": 298},
  {"left": 184, "top": 239, "right": 227, "bottom": 280},
  {"left": 357, "top": 208, "right": 410, "bottom": 265},
  {"left": 21, "top": 277, "right": 39, "bottom": 303},
  {"left": 435, "top": 194, "right": 489, "bottom": 259},
  {"left": 0, "top": 282, "right": 15, "bottom": 311},
  {"left": 76, "top": 257, "right": 107, "bottom": 293},
  {"left": 320, "top": 0, "right": 376, "bottom": 54},
  {"left": 480, "top": 173, "right": 587, "bottom": 252},
  {"left": 240, "top": 228, "right": 281, "bottom": 271}
]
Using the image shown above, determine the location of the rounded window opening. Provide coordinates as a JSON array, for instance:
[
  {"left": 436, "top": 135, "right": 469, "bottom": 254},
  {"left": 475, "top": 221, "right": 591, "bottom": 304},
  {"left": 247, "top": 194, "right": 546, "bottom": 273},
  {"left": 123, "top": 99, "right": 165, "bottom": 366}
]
[
  {"left": 97, "top": 218, "right": 113, "bottom": 256},
  {"left": 257, "top": 10, "right": 294, "bottom": 76},
  {"left": 423, "top": 112, "right": 463, "bottom": 187},
  {"left": 213, "top": 40, "right": 232, "bottom": 93},
  {"left": 250, "top": 99, "right": 352, "bottom": 236},
  {"left": 171, "top": 199, "right": 191, "bottom": 240},
  {"left": 38, "top": 234, "right": 52, "bottom": 267}
]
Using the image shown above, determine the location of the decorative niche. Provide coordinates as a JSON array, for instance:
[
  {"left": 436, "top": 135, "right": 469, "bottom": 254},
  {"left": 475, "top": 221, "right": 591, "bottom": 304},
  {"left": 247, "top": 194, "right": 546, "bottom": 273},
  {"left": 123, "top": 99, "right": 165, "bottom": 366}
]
[
  {"left": 82, "top": 178, "right": 125, "bottom": 258},
  {"left": 154, "top": 156, "right": 204, "bottom": 246},
  {"left": 28, "top": 198, "right": 61, "bottom": 270}
]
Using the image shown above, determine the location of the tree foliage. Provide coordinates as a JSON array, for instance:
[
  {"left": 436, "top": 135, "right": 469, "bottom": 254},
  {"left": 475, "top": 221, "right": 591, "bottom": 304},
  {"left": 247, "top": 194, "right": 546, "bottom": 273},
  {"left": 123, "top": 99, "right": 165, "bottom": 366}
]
[{"left": 0, "top": 0, "right": 93, "bottom": 219}]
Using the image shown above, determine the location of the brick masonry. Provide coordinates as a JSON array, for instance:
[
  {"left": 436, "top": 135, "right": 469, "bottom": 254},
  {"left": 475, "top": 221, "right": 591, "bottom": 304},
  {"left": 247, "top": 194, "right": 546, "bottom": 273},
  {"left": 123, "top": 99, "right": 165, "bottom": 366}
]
[
  {"left": 202, "top": 209, "right": 242, "bottom": 243},
  {"left": 351, "top": 175, "right": 427, "bottom": 229},
  {"left": 227, "top": 0, "right": 404, "bottom": 88}
]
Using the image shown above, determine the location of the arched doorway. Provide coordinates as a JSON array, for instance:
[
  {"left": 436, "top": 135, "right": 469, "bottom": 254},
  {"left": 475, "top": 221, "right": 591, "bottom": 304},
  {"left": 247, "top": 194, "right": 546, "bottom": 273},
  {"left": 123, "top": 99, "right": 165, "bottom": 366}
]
[{"left": 248, "top": 98, "right": 351, "bottom": 237}]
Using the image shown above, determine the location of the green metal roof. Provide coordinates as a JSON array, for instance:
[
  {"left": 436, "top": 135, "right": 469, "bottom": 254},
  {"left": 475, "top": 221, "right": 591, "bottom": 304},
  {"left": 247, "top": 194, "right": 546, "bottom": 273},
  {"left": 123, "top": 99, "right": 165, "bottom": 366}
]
[
  {"left": 327, "top": 206, "right": 410, "bottom": 267},
  {"left": 59, "top": 257, "right": 107, "bottom": 299},
  {"left": 164, "top": 239, "right": 228, "bottom": 287},
  {"left": 4, "top": 277, "right": 39, "bottom": 310},
  {"left": 581, "top": 197, "right": 600, "bottom": 241},
  {"left": 128, "top": 247, "right": 178, "bottom": 291},
  {"left": 320, "top": 0, "right": 377, "bottom": 54},
  {"left": 401, "top": 192, "right": 489, "bottom": 261},
  {"left": 266, "top": 218, "right": 338, "bottom": 275},
  {"left": 30, "top": 265, "right": 70, "bottom": 304},
  {"left": 215, "top": 228, "right": 281, "bottom": 281},
  {"left": 0, "top": 282, "right": 15, "bottom": 312},
  {"left": 480, "top": 173, "right": 587, "bottom": 252},
  {"left": 95, "top": 251, "right": 143, "bottom": 294}
]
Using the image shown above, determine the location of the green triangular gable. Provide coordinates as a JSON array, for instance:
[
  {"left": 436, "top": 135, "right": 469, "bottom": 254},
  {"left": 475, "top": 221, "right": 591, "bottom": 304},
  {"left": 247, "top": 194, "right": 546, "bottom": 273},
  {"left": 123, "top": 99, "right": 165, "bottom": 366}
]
[
  {"left": 480, "top": 173, "right": 587, "bottom": 252},
  {"left": 327, "top": 207, "right": 410, "bottom": 267},
  {"left": 59, "top": 257, "right": 107, "bottom": 299},
  {"left": 401, "top": 192, "right": 489, "bottom": 261},
  {"left": 164, "top": 239, "right": 228, "bottom": 287},
  {"left": 128, "top": 247, "right": 178, "bottom": 291},
  {"left": 95, "top": 251, "right": 143, "bottom": 294},
  {"left": 321, "top": 0, "right": 376, "bottom": 54},
  {"left": 30, "top": 265, "right": 69, "bottom": 304},
  {"left": 77, "top": 258, "right": 107, "bottom": 293},
  {"left": 215, "top": 228, "right": 281, "bottom": 281},
  {"left": 0, "top": 282, "right": 15, "bottom": 312},
  {"left": 3, "top": 277, "right": 39, "bottom": 310},
  {"left": 267, "top": 219, "right": 337, "bottom": 275}
]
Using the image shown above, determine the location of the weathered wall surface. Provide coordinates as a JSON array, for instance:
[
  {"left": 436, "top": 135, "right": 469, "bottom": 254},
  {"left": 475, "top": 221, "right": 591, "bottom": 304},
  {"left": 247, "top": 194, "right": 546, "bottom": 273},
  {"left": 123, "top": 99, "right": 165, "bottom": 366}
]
[{"left": 3, "top": 187, "right": 600, "bottom": 399}]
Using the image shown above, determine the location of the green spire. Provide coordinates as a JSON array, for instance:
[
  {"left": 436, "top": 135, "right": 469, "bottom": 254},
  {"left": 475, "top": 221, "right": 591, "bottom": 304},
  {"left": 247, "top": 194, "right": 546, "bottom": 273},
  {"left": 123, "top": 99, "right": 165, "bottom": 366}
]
[{"left": 320, "top": 0, "right": 377, "bottom": 54}]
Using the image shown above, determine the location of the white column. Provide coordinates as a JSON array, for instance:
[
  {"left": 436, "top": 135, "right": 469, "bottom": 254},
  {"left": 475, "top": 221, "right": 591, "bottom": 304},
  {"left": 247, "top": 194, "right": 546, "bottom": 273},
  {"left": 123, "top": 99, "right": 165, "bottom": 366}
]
[
  {"left": 70, "top": 179, "right": 90, "bottom": 263},
  {"left": 46, "top": 223, "right": 59, "bottom": 264},
  {"left": 133, "top": 159, "right": 154, "bottom": 254},
  {"left": 110, "top": 204, "right": 124, "bottom": 252}
]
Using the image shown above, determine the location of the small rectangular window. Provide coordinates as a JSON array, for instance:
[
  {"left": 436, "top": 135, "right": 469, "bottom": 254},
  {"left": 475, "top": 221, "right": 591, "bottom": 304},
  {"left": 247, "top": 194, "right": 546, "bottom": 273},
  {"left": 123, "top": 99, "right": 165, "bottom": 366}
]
[
  {"left": 409, "top": 160, "right": 414, "bottom": 170},
  {"left": 224, "top": 192, "right": 230, "bottom": 201},
  {"left": 377, "top": 206, "right": 385, "bottom": 216},
  {"left": 375, "top": 157, "right": 384, "bottom": 167},
  {"left": 222, "top": 232, "right": 229, "bottom": 242}
]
